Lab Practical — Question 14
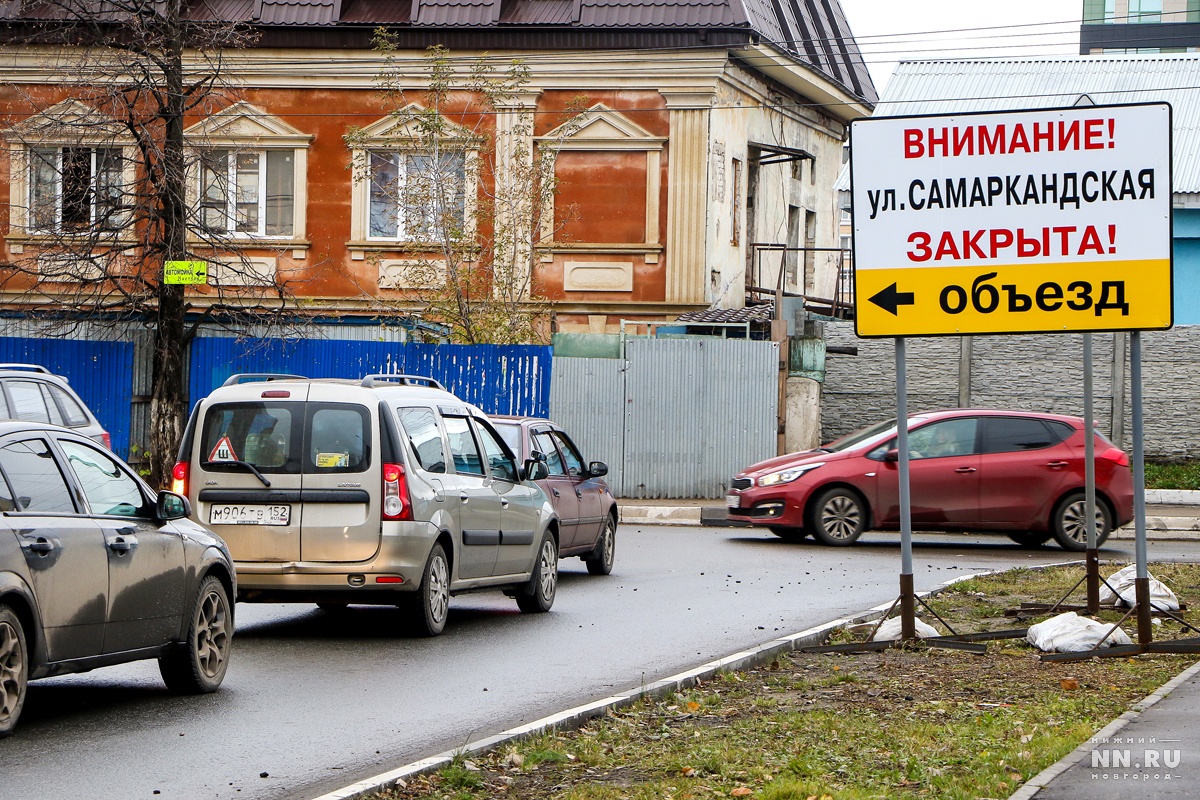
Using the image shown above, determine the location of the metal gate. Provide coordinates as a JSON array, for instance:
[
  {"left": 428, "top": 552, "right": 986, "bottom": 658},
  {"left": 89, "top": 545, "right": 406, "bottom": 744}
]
[{"left": 551, "top": 338, "right": 778, "bottom": 499}]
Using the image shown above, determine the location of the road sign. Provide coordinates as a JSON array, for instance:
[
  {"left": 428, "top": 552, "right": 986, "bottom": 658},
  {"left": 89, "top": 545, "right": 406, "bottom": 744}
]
[
  {"left": 164, "top": 260, "right": 208, "bottom": 285},
  {"left": 851, "top": 103, "right": 1173, "bottom": 337}
]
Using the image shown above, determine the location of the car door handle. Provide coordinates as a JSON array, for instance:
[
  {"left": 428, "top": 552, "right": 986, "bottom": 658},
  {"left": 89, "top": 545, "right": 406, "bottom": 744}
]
[
  {"left": 1045, "top": 461, "right": 1069, "bottom": 468},
  {"left": 107, "top": 537, "right": 132, "bottom": 554},
  {"left": 459, "top": 492, "right": 469, "bottom": 503},
  {"left": 501, "top": 498, "right": 509, "bottom": 508},
  {"left": 551, "top": 488, "right": 560, "bottom": 497},
  {"left": 575, "top": 490, "right": 583, "bottom": 498},
  {"left": 25, "top": 537, "right": 54, "bottom": 554},
  {"left": 954, "top": 467, "right": 977, "bottom": 473}
]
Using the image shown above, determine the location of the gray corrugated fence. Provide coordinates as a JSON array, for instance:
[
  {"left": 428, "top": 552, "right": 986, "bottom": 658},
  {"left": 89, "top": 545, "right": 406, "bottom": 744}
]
[{"left": 552, "top": 338, "right": 779, "bottom": 499}]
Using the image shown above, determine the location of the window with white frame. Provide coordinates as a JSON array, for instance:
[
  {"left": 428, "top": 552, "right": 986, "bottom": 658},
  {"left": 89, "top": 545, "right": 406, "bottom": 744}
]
[
  {"left": 199, "top": 149, "right": 294, "bottom": 237},
  {"left": 367, "top": 150, "right": 466, "bottom": 241},
  {"left": 28, "top": 146, "right": 125, "bottom": 233}
]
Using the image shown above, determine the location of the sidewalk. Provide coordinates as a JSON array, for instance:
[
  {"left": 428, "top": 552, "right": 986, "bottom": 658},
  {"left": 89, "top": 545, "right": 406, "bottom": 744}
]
[
  {"left": 618, "top": 490, "right": 1200, "bottom": 539},
  {"left": 1015, "top": 661, "right": 1200, "bottom": 799}
]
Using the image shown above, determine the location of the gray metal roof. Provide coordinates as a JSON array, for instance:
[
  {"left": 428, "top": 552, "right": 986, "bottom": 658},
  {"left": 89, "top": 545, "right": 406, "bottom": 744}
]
[
  {"left": 0, "top": 0, "right": 875, "bottom": 106},
  {"left": 876, "top": 55, "right": 1200, "bottom": 194}
]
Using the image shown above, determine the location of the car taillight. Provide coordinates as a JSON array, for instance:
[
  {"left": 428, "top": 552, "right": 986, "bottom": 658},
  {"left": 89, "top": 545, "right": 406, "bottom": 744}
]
[
  {"left": 171, "top": 461, "right": 189, "bottom": 496},
  {"left": 382, "top": 463, "right": 412, "bottom": 520},
  {"left": 100, "top": 432, "right": 112, "bottom": 450},
  {"left": 1100, "top": 447, "right": 1130, "bottom": 467}
]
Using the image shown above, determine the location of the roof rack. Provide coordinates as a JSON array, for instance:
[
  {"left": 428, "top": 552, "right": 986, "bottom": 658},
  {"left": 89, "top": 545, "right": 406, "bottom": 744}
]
[
  {"left": 360, "top": 373, "right": 446, "bottom": 390},
  {"left": 0, "top": 364, "right": 52, "bottom": 374},
  {"left": 221, "top": 373, "right": 308, "bottom": 387}
]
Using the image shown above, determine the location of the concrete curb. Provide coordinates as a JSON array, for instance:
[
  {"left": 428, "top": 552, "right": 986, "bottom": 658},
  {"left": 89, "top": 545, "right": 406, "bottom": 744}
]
[
  {"left": 308, "top": 575, "right": 1002, "bottom": 800},
  {"left": 1009, "top": 659, "right": 1200, "bottom": 800}
]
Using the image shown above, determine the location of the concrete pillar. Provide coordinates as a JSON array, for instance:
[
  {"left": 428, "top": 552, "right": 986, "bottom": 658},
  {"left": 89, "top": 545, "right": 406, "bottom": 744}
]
[
  {"left": 662, "top": 91, "right": 713, "bottom": 304},
  {"left": 785, "top": 376, "right": 821, "bottom": 453}
]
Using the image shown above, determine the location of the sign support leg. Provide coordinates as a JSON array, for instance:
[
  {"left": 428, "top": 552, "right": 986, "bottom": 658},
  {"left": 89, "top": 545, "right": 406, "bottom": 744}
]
[
  {"left": 1131, "top": 330, "right": 1152, "bottom": 645},
  {"left": 1084, "top": 333, "right": 1100, "bottom": 614},
  {"left": 896, "top": 337, "right": 916, "bottom": 641}
]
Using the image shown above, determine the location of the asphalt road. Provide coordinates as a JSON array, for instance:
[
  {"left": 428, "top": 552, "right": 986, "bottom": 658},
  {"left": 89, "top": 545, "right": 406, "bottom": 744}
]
[{"left": 3, "top": 526, "right": 1199, "bottom": 800}]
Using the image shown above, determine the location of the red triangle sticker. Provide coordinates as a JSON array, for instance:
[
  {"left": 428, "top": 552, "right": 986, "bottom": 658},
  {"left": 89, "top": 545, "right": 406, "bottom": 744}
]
[{"left": 209, "top": 435, "right": 238, "bottom": 463}]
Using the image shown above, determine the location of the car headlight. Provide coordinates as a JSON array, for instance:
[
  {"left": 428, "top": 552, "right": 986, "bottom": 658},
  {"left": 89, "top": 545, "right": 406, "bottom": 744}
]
[{"left": 757, "top": 462, "right": 824, "bottom": 486}]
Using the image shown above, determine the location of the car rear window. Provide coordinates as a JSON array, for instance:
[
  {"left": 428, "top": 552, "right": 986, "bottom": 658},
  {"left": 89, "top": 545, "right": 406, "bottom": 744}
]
[
  {"left": 306, "top": 405, "right": 370, "bottom": 473},
  {"left": 202, "top": 402, "right": 299, "bottom": 473},
  {"left": 981, "top": 417, "right": 1059, "bottom": 453},
  {"left": 6, "top": 380, "right": 52, "bottom": 423},
  {"left": 48, "top": 384, "right": 90, "bottom": 427},
  {"left": 0, "top": 438, "right": 76, "bottom": 513},
  {"left": 397, "top": 407, "right": 447, "bottom": 473}
]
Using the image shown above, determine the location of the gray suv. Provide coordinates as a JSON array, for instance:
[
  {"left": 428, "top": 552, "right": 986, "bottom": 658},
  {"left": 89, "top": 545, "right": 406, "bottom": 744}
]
[
  {"left": 174, "top": 374, "right": 559, "bottom": 636},
  {"left": 0, "top": 364, "right": 110, "bottom": 449}
]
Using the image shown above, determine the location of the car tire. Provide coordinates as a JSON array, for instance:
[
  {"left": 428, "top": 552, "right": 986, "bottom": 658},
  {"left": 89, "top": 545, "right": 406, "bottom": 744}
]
[
  {"left": 769, "top": 525, "right": 807, "bottom": 542},
  {"left": 0, "top": 604, "right": 28, "bottom": 738},
  {"left": 1051, "top": 492, "right": 1113, "bottom": 552},
  {"left": 1007, "top": 531, "right": 1053, "bottom": 547},
  {"left": 584, "top": 515, "right": 616, "bottom": 576},
  {"left": 516, "top": 531, "right": 558, "bottom": 613},
  {"left": 807, "top": 487, "right": 867, "bottom": 546},
  {"left": 401, "top": 543, "right": 451, "bottom": 637},
  {"left": 159, "top": 575, "right": 232, "bottom": 694}
]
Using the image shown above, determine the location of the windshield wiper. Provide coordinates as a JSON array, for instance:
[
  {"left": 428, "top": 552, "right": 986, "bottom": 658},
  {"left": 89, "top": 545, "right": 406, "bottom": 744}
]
[{"left": 203, "top": 460, "right": 272, "bottom": 488}]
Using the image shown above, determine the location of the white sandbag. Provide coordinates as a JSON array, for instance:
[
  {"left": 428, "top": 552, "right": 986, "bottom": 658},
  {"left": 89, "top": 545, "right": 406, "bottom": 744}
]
[
  {"left": 1026, "top": 611, "right": 1133, "bottom": 653},
  {"left": 1098, "top": 564, "right": 1180, "bottom": 612},
  {"left": 870, "top": 616, "right": 940, "bottom": 641}
]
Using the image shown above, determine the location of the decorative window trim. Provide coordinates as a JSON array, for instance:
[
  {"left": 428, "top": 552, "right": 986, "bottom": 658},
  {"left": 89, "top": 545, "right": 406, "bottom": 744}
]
[
  {"left": 184, "top": 102, "right": 311, "bottom": 243},
  {"left": 5, "top": 100, "right": 136, "bottom": 237},
  {"left": 347, "top": 105, "right": 480, "bottom": 246},
  {"left": 535, "top": 104, "right": 664, "bottom": 248}
]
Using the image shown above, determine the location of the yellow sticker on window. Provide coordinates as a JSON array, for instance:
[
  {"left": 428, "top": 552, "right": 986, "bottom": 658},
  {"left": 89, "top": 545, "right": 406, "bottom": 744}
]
[{"left": 316, "top": 452, "right": 349, "bottom": 468}]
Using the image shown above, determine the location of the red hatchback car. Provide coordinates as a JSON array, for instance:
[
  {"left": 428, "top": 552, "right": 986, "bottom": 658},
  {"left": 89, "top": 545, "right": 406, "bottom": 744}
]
[{"left": 727, "top": 410, "right": 1133, "bottom": 551}]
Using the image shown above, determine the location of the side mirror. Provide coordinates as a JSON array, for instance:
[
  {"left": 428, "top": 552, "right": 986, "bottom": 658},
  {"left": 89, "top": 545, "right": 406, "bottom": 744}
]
[
  {"left": 882, "top": 449, "right": 899, "bottom": 463},
  {"left": 523, "top": 459, "right": 549, "bottom": 482},
  {"left": 157, "top": 491, "right": 191, "bottom": 521},
  {"left": 587, "top": 461, "right": 609, "bottom": 478},
  {"left": 529, "top": 449, "right": 548, "bottom": 463}
]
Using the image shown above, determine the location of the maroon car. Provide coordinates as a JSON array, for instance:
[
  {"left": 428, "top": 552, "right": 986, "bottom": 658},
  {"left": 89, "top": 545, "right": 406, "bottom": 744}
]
[
  {"left": 727, "top": 409, "right": 1133, "bottom": 551},
  {"left": 492, "top": 417, "right": 617, "bottom": 574}
]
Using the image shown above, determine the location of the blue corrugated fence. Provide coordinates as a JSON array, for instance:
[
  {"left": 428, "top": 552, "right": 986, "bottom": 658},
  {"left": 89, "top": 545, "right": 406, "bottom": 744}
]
[
  {"left": 188, "top": 338, "right": 552, "bottom": 418},
  {"left": 0, "top": 337, "right": 134, "bottom": 457}
]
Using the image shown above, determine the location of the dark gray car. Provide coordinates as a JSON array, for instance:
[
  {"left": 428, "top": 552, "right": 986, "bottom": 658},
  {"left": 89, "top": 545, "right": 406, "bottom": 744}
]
[{"left": 0, "top": 422, "right": 235, "bottom": 737}]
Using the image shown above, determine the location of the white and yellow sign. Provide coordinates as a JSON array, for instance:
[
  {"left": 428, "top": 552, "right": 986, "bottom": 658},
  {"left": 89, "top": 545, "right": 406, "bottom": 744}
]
[{"left": 850, "top": 103, "right": 1173, "bottom": 337}]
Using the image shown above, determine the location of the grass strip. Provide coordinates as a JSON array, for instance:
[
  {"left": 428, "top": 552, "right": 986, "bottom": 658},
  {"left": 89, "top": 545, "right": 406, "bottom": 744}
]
[{"left": 372, "top": 562, "right": 1200, "bottom": 800}]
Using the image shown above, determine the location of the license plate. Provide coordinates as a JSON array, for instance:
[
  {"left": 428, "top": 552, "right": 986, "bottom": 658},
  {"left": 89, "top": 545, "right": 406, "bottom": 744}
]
[
  {"left": 210, "top": 504, "right": 291, "bottom": 526},
  {"left": 726, "top": 494, "right": 741, "bottom": 509}
]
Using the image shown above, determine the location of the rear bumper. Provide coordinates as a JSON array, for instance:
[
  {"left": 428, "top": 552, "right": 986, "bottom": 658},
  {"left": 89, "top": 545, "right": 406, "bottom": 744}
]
[{"left": 234, "top": 520, "right": 437, "bottom": 598}]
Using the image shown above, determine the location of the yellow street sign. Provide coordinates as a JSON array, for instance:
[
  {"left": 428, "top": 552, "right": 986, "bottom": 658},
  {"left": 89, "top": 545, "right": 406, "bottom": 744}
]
[
  {"left": 164, "top": 260, "right": 208, "bottom": 285},
  {"left": 851, "top": 103, "right": 1173, "bottom": 338}
]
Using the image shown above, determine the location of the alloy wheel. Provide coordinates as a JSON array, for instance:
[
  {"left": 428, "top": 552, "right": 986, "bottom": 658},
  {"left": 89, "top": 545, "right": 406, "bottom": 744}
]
[
  {"left": 538, "top": 539, "right": 558, "bottom": 600},
  {"left": 195, "top": 589, "right": 231, "bottom": 680},
  {"left": 427, "top": 553, "right": 450, "bottom": 626},
  {"left": 1061, "top": 500, "right": 1107, "bottom": 545},
  {"left": 0, "top": 619, "right": 24, "bottom": 727},
  {"left": 821, "top": 495, "right": 861, "bottom": 541}
]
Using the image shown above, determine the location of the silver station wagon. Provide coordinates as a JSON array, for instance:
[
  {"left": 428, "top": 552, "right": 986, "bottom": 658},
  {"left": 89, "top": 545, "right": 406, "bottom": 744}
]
[{"left": 173, "top": 374, "right": 559, "bottom": 636}]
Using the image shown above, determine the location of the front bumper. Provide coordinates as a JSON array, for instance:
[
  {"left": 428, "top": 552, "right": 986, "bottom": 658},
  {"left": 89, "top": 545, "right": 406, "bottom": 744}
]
[{"left": 726, "top": 488, "right": 807, "bottom": 527}]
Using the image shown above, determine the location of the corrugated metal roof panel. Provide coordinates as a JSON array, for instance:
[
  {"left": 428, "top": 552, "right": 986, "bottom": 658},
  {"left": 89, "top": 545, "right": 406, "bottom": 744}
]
[
  {"left": 259, "top": 0, "right": 339, "bottom": 24},
  {"left": 500, "top": 0, "right": 572, "bottom": 24},
  {"left": 190, "top": 0, "right": 256, "bottom": 21},
  {"left": 340, "top": 0, "right": 411, "bottom": 22},
  {"left": 414, "top": 0, "right": 496, "bottom": 26},
  {"left": 878, "top": 55, "right": 1200, "bottom": 193}
]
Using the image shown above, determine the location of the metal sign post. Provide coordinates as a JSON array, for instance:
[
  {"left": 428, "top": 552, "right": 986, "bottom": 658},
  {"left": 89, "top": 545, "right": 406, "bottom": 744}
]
[
  {"left": 1084, "top": 333, "right": 1101, "bottom": 613},
  {"left": 896, "top": 338, "right": 916, "bottom": 640}
]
